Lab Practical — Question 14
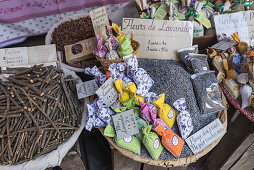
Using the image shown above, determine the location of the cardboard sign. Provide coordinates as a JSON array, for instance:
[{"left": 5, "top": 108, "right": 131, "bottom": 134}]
[
  {"left": 76, "top": 80, "right": 99, "bottom": 99},
  {"left": 185, "top": 118, "right": 226, "bottom": 154},
  {"left": 64, "top": 37, "right": 97, "bottom": 64},
  {"left": 210, "top": 40, "right": 237, "bottom": 51},
  {"left": 112, "top": 109, "right": 139, "bottom": 139},
  {"left": 96, "top": 77, "right": 118, "bottom": 107},
  {"left": 89, "top": 6, "right": 110, "bottom": 41},
  {"left": 122, "top": 18, "right": 193, "bottom": 60},
  {"left": 214, "top": 10, "right": 254, "bottom": 44},
  {"left": 0, "top": 45, "right": 57, "bottom": 67}
]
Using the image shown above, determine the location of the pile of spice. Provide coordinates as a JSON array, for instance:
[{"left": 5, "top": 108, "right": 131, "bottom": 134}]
[
  {"left": 51, "top": 17, "right": 95, "bottom": 52},
  {"left": 0, "top": 65, "right": 83, "bottom": 165}
]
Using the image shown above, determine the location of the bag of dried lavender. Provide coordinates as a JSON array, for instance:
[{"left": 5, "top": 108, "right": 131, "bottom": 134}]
[
  {"left": 177, "top": 45, "right": 199, "bottom": 69},
  {"left": 189, "top": 53, "right": 210, "bottom": 73},
  {"left": 191, "top": 71, "right": 225, "bottom": 114}
]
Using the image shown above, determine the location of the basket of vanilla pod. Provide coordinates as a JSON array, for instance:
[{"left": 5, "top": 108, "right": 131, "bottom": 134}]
[
  {"left": 208, "top": 32, "right": 254, "bottom": 122},
  {"left": 95, "top": 23, "right": 140, "bottom": 71}
]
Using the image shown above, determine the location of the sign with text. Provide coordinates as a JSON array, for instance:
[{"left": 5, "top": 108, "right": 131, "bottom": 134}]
[
  {"left": 76, "top": 79, "right": 99, "bottom": 99},
  {"left": 122, "top": 18, "right": 193, "bottom": 60},
  {"left": 96, "top": 78, "right": 118, "bottom": 107},
  {"left": 185, "top": 118, "right": 226, "bottom": 154},
  {"left": 89, "top": 6, "right": 110, "bottom": 41},
  {"left": 214, "top": 10, "right": 254, "bottom": 44},
  {"left": 112, "top": 109, "right": 139, "bottom": 139},
  {"left": 0, "top": 44, "right": 57, "bottom": 67}
]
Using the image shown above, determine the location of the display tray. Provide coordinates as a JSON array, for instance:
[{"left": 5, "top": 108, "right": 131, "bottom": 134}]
[
  {"left": 220, "top": 83, "right": 254, "bottom": 122},
  {"left": 98, "top": 59, "right": 228, "bottom": 168}
]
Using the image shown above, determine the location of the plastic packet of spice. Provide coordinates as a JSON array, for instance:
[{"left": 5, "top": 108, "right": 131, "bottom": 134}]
[
  {"left": 177, "top": 45, "right": 199, "bottom": 69},
  {"left": 189, "top": 53, "right": 210, "bottom": 73},
  {"left": 191, "top": 71, "right": 225, "bottom": 114}
]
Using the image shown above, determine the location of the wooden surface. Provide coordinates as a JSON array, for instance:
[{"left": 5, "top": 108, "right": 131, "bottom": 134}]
[
  {"left": 230, "top": 142, "right": 254, "bottom": 170},
  {"left": 220, "top": 133, "right": 254, "bottom": 170},
  {"left": 205, "top": 110, "right": 254, "bottom": 170}
]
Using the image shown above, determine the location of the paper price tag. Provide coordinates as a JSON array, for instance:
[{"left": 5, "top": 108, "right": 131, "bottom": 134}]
[
  {"left": 186, "top": 118, "right": 226, "bottom": 154},
  {"left": 96, "top": 77, "right": 118, "bottom": 107},
  {"left": 112, "top": 109, "right": 139, "bottom": 139},
  {"left": 76, "top": 79, "right": 99, "bottom": 99},
  {"left": 194, "top": 11, "right": 211, "bottom": 29},
  {"left": 89, "top": 6, "right": 109, "bottom": 41},
  {"left": 210, "top": 40, "right": 237, "bottom": 51},
  {"left": 0, "top": 47, "right": 28, "bottom": 67}
]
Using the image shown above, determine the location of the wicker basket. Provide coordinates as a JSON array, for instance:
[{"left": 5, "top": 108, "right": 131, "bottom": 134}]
[
  {"left": 96, "top": 39, "right": 140, "bottom": 71},
  {"left": 99, "top": 92, "right": 228, "bottom": 167}
]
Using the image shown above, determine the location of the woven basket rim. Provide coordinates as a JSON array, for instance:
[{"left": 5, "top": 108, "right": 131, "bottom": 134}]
[{"left": 99, "top": 92, "right": 228, "bottom": 167}]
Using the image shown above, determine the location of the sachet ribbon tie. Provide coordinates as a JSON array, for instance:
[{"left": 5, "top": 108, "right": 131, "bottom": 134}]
[
  {"left": 112, "top": 23, "right": 126, "bottom": 43},
  {"left": 152, "top": 93, "right": 176, "bottom": 128},
  {"left": 173, "top": 98, "right": 193, "bottom": 140},
  {"left": 231, "top": 32, "right": 248, "bottom": 54}
]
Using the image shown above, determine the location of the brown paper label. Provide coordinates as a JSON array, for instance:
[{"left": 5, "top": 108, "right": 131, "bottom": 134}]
[
  {"left": 64, "top": 37, "right": 97, "bottom": 64},
  {"left": 122, "top": 18, "right": 193, "bottom": 60}
]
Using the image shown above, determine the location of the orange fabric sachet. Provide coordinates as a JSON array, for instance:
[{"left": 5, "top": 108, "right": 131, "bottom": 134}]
[{"left": 153, "top": 124, "right": 184, "bottom": 158}]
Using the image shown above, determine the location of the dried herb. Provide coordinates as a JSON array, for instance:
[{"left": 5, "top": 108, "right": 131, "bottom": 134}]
[{"left": 0, "top": 65, "right": 83, "bottom": 165}]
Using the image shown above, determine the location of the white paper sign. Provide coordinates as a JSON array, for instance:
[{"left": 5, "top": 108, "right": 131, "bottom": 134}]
[
  {"left": 89, "top": 6, "right": 110, "bottom": 41},
  {"left": 186, "top": 118, "right": 226, "bottom": 154},
  {"left": 112, "top": 109, "right": 139, "bottom": 139},
  {"left": 96, "top": 77, "right": 118, "bottom": 107},
  {"left": 0, "top": 47, "right": 28, "bottom": 67},
  {"left": 122, "top": 18, "right": 193, "bottom": 60},
  {"left": 0, "top": 44, "right": 57, "bottom": 67},
  {"left": 214, "top": 10, "right": 254, "bottom": 44},
  {"left": 76, "top": 80, "right": 99, "bottom": 99}
]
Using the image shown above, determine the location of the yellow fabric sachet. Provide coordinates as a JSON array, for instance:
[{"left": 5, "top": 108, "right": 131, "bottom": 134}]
[
  {"left": 114, "top": 78, "right": 130, "bottom": 103},
  {"left": 125, "top": 82, "right": 145, "bottom": 106},
  {"left": 112, "top": 23, "right": 126, "bottom": 44},
  {"left": 152, "top": 93, "right": 176, "bottom": 128}
]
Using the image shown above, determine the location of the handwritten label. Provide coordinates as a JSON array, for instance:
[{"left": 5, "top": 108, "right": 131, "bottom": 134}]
[
  {"left": 112, "top": 109, "right": 139, "bottom": 139},
  {"left": 0, "top": 47, "right": 28, "bottom": 67},
  {"left": 76, "top": 80, "right": 98, "bottom": 99},
  {"left": 64, "top": 37, "right": 97, "bottom": 64},
  {"left": 0, "top": 44, "right": 57, "bottom": 67},
  {"left": 96, "top": 77, "right": 118, "bottom": 107},
  {"left": 122, "top": 18, "right": 193, "bottom": 60},
  {"left": 89, "top": 6, "right": 110, "bottom": 41},
  {"left": 210, "top": 40, "right": 237, "bottom": 51},
  {"left": 214, "top": 10, "right": 254, "bottom": 44},
  {"left": 185, "top": 118, "right": 226, "bottom": 154}
]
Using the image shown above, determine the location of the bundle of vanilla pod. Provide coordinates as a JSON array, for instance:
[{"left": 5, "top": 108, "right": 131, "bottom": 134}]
[{"left": 0, "top": 65, "right": 83, "bottom": 165}]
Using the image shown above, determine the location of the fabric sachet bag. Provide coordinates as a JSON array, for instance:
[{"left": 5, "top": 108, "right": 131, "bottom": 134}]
[
  {"left": 153, "top": 124, "right": 184, "bottom": 158},
  {"left": 104, "top": 124, "right": 141, "bottom": 155},
  {"left": 152, "top": 93, "right": 176, "bottom": 128},
  {"left": 114, "top": 78, "right": 130, "bottom": 103},
  {"left": 135, "top": 117, "right": 148, "bottom": 141},
  {"left": 191, "top": 71, "right": 225, "bottom": 114},
  {"left": 173, "top": 98, "right": 193, "bottom": 140},
  {"left": 142, "top": 125, "right": 164, "bottom": 160}
]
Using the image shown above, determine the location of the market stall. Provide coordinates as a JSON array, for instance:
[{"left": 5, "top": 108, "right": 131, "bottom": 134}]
[{"left": 0, "top": 0, "right": 254, "bottom": 169}]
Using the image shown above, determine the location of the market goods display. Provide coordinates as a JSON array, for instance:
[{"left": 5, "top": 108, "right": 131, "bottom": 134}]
[
  {"left": 208, "top": 32, "right": 254, "bottom": 121},
  {"left": 85, "top": 53, "right": 226, "bottom": 166},
  {"left": 0, "top": 65, "right": 83, "bottom": 165}
]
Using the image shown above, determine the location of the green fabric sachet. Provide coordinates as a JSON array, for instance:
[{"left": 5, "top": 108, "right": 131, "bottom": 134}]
[
  {"left": 135, "top": 117, "right": 148, "bottom": 141},
  {"left": 142, "top": 125, "right": 164, "bottom": 160},
  {"left": 104, "top": 124, "right": 141, "bottom": 155},
  {"left": 111, "top": 98, "right": 137, "bottom": 114}
]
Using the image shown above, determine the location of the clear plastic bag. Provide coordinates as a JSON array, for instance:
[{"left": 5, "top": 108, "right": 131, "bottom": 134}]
[{"left": 191, "top": 71, "right": 225, "bottom": 114}]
